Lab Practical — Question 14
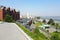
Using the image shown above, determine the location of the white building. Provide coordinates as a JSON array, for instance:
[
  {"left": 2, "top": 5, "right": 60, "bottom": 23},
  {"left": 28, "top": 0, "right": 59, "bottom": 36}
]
[{"left": 40, "top": 24, "right": 50, "bottom": 29}]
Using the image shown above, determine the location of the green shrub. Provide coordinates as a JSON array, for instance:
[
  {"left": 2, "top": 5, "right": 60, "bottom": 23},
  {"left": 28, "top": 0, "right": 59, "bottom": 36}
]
[
  {"left": 46, "top": 30, "right": 49, "bottom": 32},
  {"left": 4, "top": 14, "right": 13, "bottom": 22}
]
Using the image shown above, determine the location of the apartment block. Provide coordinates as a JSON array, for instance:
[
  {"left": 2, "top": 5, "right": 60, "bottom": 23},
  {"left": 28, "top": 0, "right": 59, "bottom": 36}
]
[{"left": 0, "top": 6, "right": 20, "bottom": 21}]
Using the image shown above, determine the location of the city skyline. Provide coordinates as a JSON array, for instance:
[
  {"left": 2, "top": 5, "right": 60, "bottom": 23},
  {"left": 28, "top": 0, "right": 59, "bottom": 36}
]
[{"left": 0, "top": 0, "right": 60, "bottom": 16}]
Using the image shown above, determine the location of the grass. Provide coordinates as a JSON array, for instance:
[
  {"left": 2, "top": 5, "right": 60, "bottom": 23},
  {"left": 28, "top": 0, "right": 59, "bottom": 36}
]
[
  {"left": 50, "top": 31, "right": 60, "bottom": 40},
  {"left": 16, "top": 22, "right": 47, "bottom": 40},
  {"left": 51, "top": 31, "right": 60, "bottom": 38},
  {"left": 34, "top": 22, "right": 42, "bottom": 27},
  {"left": 16, "top": 22, "right": 34, "bottom": 38}
]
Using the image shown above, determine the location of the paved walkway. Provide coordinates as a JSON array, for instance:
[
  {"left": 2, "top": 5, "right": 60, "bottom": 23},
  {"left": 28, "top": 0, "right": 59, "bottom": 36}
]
[{"left": 0, "top": 22, "right": 32, "bottom": 40}]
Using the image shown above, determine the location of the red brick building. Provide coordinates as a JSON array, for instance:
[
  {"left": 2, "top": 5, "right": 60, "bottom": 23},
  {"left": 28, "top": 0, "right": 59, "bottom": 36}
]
[{"left": 0, "top": 6, "right": 20, "bottom": 21}]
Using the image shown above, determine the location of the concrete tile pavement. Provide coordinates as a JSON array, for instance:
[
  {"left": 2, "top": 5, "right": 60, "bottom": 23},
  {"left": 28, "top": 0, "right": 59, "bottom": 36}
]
[{"left": 0, "top": 22, "right": 33, "bottom": 40}]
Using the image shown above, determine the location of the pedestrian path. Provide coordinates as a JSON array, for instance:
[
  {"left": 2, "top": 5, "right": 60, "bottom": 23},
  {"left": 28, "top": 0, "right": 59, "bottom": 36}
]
[{"left": 0, "top": 22, "right": 32, "bottom": 40}]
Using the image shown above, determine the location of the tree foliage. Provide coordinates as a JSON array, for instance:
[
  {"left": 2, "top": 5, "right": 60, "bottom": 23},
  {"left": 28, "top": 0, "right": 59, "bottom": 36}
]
[
  {"left": 36, "top": 17, "right": 40, "bottom": 19},
  {"left": 4, "top": 14, "right": 13, "bottom": 22},
  {"left": 43, "top": 19, "right": 46, "bottom": 23},
  {"left": 47, "top": 19, "right": 55, "bottom": 25}
]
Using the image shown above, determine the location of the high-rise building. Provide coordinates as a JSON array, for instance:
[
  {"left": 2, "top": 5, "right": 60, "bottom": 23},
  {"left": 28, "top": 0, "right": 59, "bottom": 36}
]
[{"left": 0, "top": 6, "right": 20, "bottom": 21}]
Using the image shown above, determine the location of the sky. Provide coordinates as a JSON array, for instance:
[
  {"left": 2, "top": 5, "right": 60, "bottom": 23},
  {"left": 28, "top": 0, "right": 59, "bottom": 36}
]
[{"left": 0, "top": 0, "right": 60, "bottom": 16}]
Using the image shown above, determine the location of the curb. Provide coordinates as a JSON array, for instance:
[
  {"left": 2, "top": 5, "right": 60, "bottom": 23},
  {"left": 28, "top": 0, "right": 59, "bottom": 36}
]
[{"left": 13, "top": 23, "right": 33, "bottom": 40}]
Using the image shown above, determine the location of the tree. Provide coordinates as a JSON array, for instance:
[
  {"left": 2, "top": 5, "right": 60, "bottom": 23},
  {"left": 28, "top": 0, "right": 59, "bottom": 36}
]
[
  {"left": 43, "top": 19, "right": 46, "bottom": 23},
  {"left": 47, "top": 19, "right": 55, "bottom": 25},
  {"left": 33, "top": 21, "right": 35, "bottom": 24},
  {"left": 36, "top": 17, "right": 40, "bottom": 19},
  {"left": 52, "top": 22, "right": 55, "bottom": 25},
  {"left": 4, "top": 14, "right": 13, "bottom": 22}
]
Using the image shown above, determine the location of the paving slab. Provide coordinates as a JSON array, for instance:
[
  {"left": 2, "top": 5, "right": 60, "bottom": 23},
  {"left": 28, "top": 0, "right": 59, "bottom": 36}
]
[{"left": 0, "top": 23, "right": 28, "bottom": 40}]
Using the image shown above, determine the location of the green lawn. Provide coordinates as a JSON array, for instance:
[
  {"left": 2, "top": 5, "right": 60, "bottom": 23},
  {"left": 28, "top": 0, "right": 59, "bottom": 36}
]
[
  {"left": 16, "top": 22, "right": 47, "bottom": 40},
  {"left": 34, "top": 22, "right": 42, "bottom": 27},
  {"left": 50, "top": 31, "right": 60, "bottom": 40},
  {"left": 51, "top": 32, "right": 60, "bottom": 38}
]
